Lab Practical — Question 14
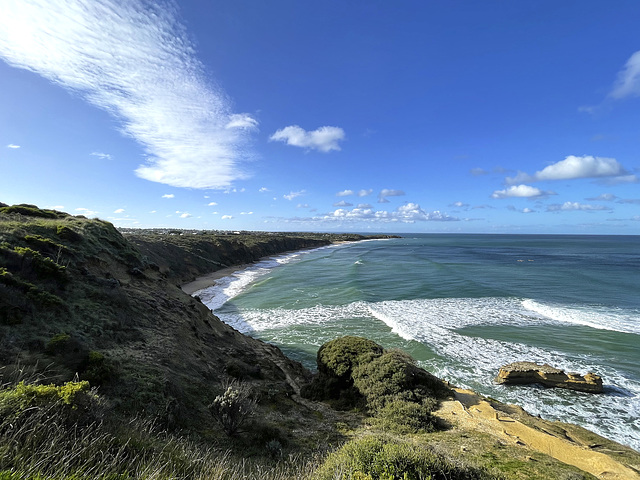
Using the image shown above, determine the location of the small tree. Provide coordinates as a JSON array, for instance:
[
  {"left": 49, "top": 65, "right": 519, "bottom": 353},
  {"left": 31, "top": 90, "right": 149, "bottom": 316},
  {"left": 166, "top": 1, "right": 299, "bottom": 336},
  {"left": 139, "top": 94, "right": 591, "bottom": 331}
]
[{"left": 208, "top": 382, "right": 256, "bottom": 436}]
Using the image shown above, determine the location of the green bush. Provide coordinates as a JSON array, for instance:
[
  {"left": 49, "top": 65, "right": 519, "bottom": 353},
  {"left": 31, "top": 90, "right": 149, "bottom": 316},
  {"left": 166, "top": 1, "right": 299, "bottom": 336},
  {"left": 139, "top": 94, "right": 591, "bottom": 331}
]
[
  {"left": 353, "top": 350, "right": 451, "bottom": 412},
  {"left": 370, "top": 399, "right": 438, "bottom": 434},
  {"left": 13, "top": 246, "right": 66, "bottom": 279},
  {"left": 209, "top": 383, "right": 257, "bottom": 436},
  {"left": 0, "top": 205, "right": 57, "bottom": 219},
  {"left": 0, "top": 380, "right": 91, "bottom": 413},
  {"left": 317, "top": 336, "right": 383, "bottom": 381},
  {"left": 45, "top": 333, "right": 71, "bottom": 355},
  {"left": 315, "top": 435, "right": 495, "bottom": 480},
  {"left": 56, "top": 225, "right": 82, "bottom": 242},
  {"left": 81, "top": 351, "right": 115, "bottom": 386}
]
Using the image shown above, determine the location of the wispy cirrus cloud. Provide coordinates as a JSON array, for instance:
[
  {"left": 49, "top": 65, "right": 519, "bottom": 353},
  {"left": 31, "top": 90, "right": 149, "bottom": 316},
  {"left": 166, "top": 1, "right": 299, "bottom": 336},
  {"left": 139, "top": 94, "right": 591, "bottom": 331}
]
[
  {"left": 336, "top": 190, "right": 354, "bottom": 197},
  {"left": 506, "top": 156, "right": 628, "bottom": 184},
  {"left": 90, "top": 152, "right": 112, "bottom": 160},
  {"left": 378, "top": 189, "right": 405, "bottom": 203},
  {"left": 609, "top": 50, "right": 640, "bottom": 100},
  {"left": 283, "top": 190, "right": 305, "bottom": 201},
  {"left": 0, "top": 0, "right": 256, "bottom": 189},
  {"left": 270, "top": 125, "right": 345, "bottom": 152}
]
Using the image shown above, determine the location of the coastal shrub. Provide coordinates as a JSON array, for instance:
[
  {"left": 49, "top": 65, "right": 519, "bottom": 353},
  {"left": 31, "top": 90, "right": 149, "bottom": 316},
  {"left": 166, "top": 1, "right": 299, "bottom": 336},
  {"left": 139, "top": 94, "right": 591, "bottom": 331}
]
[
  {"left": 0, "top": 205, "right": 57, "bottom": 219},
  {"left": 209, "top": 382, "right": 257, "bottom": 436},
  {"left": 0, "top": 380, "right": 91, "bottom": 415},
  {"left": 353, "top": 349, "right": 451, "bottom": 411},
  {"left": 370, "top": 399, "right": 438, "bottom": 434},
  {"left": 13, "top": 246, "right": 67, "bottom": 280},
  {"left": 45, "top": 333, "right": 71, "bottom": 355},
  {"left": 315, "top": 435, "right": 495, "bottom": 480},
  {"left": 81, "top": 351, "right": 116, "bottom": 386},
  {"left": 56, "top": 224, "right": 82, "bottom": 242},
  {"left": 317, "top": 336, "right": 383, "bottom": 381}
]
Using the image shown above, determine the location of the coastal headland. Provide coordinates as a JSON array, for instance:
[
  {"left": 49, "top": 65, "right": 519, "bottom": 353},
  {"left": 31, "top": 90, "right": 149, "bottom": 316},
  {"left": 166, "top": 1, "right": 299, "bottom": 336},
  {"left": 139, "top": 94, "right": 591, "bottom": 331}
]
[{"left": 1, "top": 203, "right": 638, "bottom": 479}]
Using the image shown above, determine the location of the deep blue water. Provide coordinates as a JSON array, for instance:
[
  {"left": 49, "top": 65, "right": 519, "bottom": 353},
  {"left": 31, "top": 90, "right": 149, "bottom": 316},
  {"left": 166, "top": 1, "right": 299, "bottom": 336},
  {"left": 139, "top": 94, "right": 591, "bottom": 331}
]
[{"left": 196, "top": 234, "right": 640, "bottom": 450}]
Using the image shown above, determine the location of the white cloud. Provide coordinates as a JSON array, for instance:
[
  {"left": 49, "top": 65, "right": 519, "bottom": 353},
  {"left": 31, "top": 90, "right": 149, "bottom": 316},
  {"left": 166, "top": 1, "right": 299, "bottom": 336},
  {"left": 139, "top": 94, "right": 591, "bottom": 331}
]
[
  {"left": 284, "top": 190, "right": 305, "bottom": 201},
  {"left": 179, "top": 212, "right": 192, "bottom": 218},
  {"left": 547, "top": 202, "right": 611, "bottom": 212},
  {"left": 491, "top": 184, "right": 550, "bottom": 199},
  {"left": 336, "top": 189, "right": 354, "bottom": 197},
  {"left": 47, "top": 205, "right": 65, "bottom": 210},
  {"left": 6, "top": 144, "right": 20, "bottom": 149},
  {"left": 162, "top": 194, "right": 175, "bottom": 199},
  {"left": 240, "top": 211, "right": 253, "bottom": 215},
  {"left": 114, "top": 208, "right": 125, "bottom": 213},
  {"left": 451, "top": 201, "right": 469, "bottom": 208},
  {"left": 270, "top": 125, "right": 345, "bottom": 152},
  {"left": 378, "top": 189, "right": 405, "bottom": 203},
  {"left": 225, "top": 113, "right": 259, "bottom": 130},
  {"left": 357, "top": 203, "right": 372, "bottom": 209},
  {"left": 207, "top": 202, "right": 218, "bottom": 206},
  {"left": 75, "top": 207, "right": 98, "bottom": 216},
  {"left": 90, "top": 152, "right": 112, "bottom": 160},
  {"left": 0, "top": 1, "right": 255, "bottom": 189},
  {"left": 297, "top": 203, "right": 309, "bottom": 208},
  {"left": 507, "top": 156, "right": 626, "bottom": 184},
  {"left": 609, "top": 50, "right": 640, "bottom": 99},
  {"left": 598, "top": 174, "right": 638, "bottom": 185},
  {"left": 333, "top": 200, "right": 353, "bottom": 207},
  {"left": 522, "top": 208, "right": 534, "bottom": 213},
  {"left": 358, "top": 189, "right": 373, "bottom": 197},
  {"left": 319, "top": 203, "right": 459, "bottom": 223},
  {"left": 221, "top": 215, "right": 233, "bottom": 220},
  {"left": 259, "top": 187, "right": 270, "bottom": 193},
  {"left": 586, "top": 193, "right": 617, "bottom": 201}
]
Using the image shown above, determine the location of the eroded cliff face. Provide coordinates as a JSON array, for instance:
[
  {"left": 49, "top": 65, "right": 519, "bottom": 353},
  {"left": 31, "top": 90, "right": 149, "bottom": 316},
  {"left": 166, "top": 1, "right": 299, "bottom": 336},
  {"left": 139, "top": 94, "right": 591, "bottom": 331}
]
[{"left": 0, "top": 207, "right": 343, "bottom": 436}]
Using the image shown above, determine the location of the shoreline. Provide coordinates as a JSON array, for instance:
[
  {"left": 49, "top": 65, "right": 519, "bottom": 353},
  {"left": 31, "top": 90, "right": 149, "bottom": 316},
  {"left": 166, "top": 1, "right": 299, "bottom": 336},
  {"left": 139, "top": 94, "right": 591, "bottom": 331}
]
[
  {"left": 181, "top": 264, "right": 251, "bottom": 295},
  {"left": 180, "top": 240, "right": 356, "bottom": 295}
]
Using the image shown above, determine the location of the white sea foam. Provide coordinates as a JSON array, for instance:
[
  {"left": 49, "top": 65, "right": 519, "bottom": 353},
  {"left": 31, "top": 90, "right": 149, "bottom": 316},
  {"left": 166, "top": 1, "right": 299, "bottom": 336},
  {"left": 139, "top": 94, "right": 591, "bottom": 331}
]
[
  {"left": 212, "top": 295, "right": 640, "bottom": 450},
  {"left": 522, "top": 299, "right": 640, "bottom": 335},
  {"left": 197, "top": 244, "right": 342, "bottom": 311}
]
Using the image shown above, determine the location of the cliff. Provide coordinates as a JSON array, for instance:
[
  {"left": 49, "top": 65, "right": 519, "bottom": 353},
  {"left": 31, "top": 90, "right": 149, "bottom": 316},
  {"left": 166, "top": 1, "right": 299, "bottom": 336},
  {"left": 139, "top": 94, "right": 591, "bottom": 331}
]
[{"left": 1, "top": 203, "right": 638, "bottom": 480}]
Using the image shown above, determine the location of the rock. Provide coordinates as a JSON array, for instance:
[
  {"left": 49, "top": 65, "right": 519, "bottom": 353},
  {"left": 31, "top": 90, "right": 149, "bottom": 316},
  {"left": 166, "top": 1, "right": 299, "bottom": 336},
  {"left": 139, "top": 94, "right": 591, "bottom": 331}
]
[{"left": 495, "top": 362, "right": 603, "bottom": 393}]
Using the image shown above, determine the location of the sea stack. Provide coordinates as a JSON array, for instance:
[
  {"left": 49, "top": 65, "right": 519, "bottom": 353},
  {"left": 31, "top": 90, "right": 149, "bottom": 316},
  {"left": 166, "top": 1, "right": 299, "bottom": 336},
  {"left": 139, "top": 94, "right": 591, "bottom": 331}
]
[{"left": 495, "top": 361, "right": 603, "bottom": 393}]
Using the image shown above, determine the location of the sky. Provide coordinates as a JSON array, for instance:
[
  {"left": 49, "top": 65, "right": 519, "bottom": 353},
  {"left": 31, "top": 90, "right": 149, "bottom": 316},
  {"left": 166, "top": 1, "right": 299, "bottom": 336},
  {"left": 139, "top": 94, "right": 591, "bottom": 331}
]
[{"left": 1, "top": 1, "right": 639, "bottom": 234}]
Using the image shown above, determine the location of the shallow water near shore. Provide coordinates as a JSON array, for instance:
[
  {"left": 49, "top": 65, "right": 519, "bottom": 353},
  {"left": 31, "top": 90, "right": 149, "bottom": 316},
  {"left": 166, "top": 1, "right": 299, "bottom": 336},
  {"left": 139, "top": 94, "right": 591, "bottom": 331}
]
[{"left": 198, "top": 234, "right": 640, "bottom": 450}]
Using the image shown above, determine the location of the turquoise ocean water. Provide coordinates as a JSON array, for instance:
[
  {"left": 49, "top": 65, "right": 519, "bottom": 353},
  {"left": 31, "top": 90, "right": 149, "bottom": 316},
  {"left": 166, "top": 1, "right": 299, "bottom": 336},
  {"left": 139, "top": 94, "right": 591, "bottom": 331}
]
[{"left": 196, "top": 234, "right": 640, "bottom": 450}]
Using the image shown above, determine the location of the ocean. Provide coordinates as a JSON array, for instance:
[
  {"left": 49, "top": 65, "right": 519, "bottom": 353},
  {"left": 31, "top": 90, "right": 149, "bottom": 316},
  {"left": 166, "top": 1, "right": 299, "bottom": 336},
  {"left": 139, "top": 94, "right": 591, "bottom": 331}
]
[{"left": 195, "top": 234, "right": 640, "bottom": 451}]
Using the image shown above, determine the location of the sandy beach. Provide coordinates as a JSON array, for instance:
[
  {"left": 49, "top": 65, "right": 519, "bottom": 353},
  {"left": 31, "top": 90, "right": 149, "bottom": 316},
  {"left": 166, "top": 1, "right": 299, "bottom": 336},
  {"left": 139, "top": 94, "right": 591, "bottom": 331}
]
[{"left": 181, "top": 264, "right": 250, "bottom": 295}]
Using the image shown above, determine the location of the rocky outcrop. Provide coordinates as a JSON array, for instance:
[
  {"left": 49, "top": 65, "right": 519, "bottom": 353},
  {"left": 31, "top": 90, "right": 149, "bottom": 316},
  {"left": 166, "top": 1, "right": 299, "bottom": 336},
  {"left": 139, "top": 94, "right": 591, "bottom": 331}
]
[{"left": 495, "top": 362, "right": 603, "bottom": 393}]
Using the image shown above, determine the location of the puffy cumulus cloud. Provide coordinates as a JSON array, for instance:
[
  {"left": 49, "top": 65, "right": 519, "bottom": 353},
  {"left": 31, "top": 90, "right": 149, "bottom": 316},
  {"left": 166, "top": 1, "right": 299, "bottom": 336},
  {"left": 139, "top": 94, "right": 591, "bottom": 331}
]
[
  {"left": 358, "top": 189, "right": 373, "bottom": 197},
  {"left": 378, "top": 189, "right": 405, "bottom": 203},
  {"left": 546, "top": 202, "right": 611, "bottom": 212},
  {"left": 7, "top": 144, "right": 20, "bottom": 149},
  {"left": 221, "top": 215, "right": 233, "bottom": 220},
  {"left": 327, "top": 203, "right": 458, "bottom": 223},
  {"left": 162, "top": 194, "right": 175, "bottom": 199},
  {"left": 207, "top": 201, "right": 218, "bottom": 206},
  {"left": 357, "top": 203, "right": 373, "bottom": 209},
  {"left": 283, "top": 190, "right": 305, "bottom": 201},
  {"left": 90, "top": 152, "right": 112, "bottom": 160},
  {"left": 113, "top": 208, "right": 125, "bottom": 213},
  {"left": 269, "top": 125, "right": 345, "bottom": 152},
  {"left": 179, "top": 212, "right": 192, "bottom": 218},
  {"left": 609, "top": 50, "right": 640, "bottom": 99},
  {"left": 259, "top": 187, "right": 270, "bottom": 193},
  {"left": 507, "top": 156, "right": 626, "bottom": 184},
  {"left": 491, "top": 185, "right": 551, "bottom": 199},
  {"left": 0, "top": 0, "right": 256, "bottom": 189},
  {"left": 333, "top": 200, "right": 353, "bottom": 207},
  {"left": 522, "top": 208, "right": 535, "bottom": 213},
  {"left": 336, "top": 189, "right": 354, "bottom": 197}
]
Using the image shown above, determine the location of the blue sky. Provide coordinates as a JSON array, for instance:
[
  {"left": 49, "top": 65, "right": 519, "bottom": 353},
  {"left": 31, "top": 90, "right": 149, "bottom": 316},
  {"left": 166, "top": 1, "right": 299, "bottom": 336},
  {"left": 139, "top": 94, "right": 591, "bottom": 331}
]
[{"left": 1, "top": 1, "right": 639, "bottom": 234}]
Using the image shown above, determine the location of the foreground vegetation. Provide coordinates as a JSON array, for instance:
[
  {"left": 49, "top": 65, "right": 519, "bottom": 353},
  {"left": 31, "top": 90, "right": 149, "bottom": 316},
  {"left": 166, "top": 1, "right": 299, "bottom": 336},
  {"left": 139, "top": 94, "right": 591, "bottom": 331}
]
[{"left": 1, "top": 204, "right": 636, "bottom": 479}]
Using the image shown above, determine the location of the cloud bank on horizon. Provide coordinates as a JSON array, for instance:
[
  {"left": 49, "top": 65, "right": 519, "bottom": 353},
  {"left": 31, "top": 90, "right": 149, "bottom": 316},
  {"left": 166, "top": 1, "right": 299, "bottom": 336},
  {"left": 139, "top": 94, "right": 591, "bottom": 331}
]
[{"left": 0, "top": 0, "right": 256, "bottom": 190}]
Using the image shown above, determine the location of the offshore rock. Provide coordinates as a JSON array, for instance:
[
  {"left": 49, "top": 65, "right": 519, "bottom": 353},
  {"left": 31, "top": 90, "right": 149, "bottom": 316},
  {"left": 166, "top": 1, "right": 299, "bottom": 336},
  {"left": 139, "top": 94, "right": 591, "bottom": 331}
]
[{"left": 495, "top": 362, "right": 603, "bottom": 393}]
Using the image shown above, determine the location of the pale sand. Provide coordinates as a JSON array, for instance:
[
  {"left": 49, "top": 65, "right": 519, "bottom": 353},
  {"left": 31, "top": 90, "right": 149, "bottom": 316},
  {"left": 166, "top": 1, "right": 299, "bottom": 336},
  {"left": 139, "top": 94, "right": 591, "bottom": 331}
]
[
  {"left": 437, "top": 388, "right": 640, "bottom": 479},
  {"left": 181, "top": 265, "right": 250, "bottom": 295}
]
